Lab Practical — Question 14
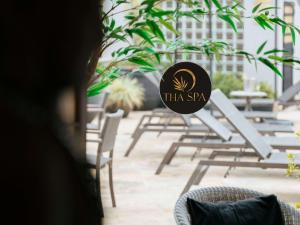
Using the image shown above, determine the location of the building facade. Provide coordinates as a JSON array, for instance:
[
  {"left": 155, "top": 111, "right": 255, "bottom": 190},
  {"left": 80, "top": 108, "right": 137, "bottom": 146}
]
[
  {"left": 159, "top": 0, "right": 245, "bottom": 74},
  {"left": 244, "top": 0, "right": 300, "bottom": 95}
]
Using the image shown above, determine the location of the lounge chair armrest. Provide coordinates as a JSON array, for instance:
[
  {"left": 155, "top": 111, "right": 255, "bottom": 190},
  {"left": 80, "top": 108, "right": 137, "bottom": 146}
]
[
  {"left": 86, "top": 138, "right": 102, "bottom": 143},
  {"left": 86, "top": 130, "right": 101, "bottom": 134},
  {"left": 180, "top": 134, "right": 221, "bottom": 141},
  {"left": 87, "top": 107, "right": 105, "bottom": 112}
]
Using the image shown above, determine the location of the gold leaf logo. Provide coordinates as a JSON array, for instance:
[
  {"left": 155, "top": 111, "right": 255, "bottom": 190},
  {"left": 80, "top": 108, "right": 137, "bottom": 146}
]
[
  {"left": 172, "top": 69, "right": 196, "bottom": 92},
  {"left": 173, "top": 76, "right": 188, "bottom": 92}
]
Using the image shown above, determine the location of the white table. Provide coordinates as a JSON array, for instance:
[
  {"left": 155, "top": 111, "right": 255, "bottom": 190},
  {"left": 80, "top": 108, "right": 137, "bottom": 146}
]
[{"left": 230, "top": 91, "right": 267, "bottom": 111}]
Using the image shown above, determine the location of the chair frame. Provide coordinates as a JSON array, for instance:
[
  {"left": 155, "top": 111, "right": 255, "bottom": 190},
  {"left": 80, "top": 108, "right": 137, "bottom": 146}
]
[
  {"left": 87, "top": 109, "right": 123, "bottom": 209},
  {"left": 175, "top": 187, "right": 300, "bottom": 225}
]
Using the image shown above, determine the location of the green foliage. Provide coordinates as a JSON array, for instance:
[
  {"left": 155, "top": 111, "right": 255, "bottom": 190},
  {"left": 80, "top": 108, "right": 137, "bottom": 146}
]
[
  {"left": 287, "top": 133, "right": 300, "bottom": 209},
  {"left": 287, "top": 153, "right": 299, "bottom": 177},
  {"left": 213, "top": 73, "right": 243, "bottom": 97},
  {"left": 256, "top": 81, "right": 274, "bottom": 99},
  {"left": 87, "top": 0, "right": 300, "bottom": 95},
  {"left": 106, "top": 77, "right": 145, "bottom": 115},
  {"left": 87, "top": 65, "right": 121, "bottom": 96}
]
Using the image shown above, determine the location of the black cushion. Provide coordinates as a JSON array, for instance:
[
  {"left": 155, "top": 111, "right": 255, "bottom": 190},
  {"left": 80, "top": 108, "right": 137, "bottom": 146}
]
[{"left": 187, "top": 195, "right": 284, "bottom": 225}]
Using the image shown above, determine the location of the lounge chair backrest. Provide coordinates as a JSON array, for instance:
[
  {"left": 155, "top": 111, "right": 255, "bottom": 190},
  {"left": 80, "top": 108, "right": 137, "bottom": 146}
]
[
  {"left": 210, "top": 90, "right": 272, "bottom": 159},
  {"left": 101, "top": 109, "right": 124, "bottom": 152},
  {"left": 278, "top": 80, "right": 300, "bottom": 103},
  {"left": 181, "top": 114, "right": 193, "bottom": 127},
  {"left": 193, "top": 109, "right": 233, "bottom": 141}
]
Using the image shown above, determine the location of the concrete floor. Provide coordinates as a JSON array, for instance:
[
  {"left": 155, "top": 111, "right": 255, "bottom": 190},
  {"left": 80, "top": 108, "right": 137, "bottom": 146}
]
[{"left": 87, "top": 108, "right": 300, "bottom": 225}]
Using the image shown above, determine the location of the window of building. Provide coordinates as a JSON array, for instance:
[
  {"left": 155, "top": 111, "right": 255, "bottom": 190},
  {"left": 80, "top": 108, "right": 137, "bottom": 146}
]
[
  {"left": 227, "top": 64, "right": 233, "bottom": 71},
  {"left": 186, "top": 32, "right": 192, "bottom": 39},
  {"left": 178, "top": 22, "right": 182, "bottom": 29},
  {"left": 217, "top": 33, "right": 222, "bottom": 39},
  {"left": 167, "top": 32, "right": 173, "bottom": 39},
  {"left": 227, "top": 55, "right": 233, "bottom": 61},
  {"left": 237, "top": 65, "right": 243, "bottom": 72},
  {"left": 217, "top": 65, "right": 223, "bottom": 71},
  {"left": 196, "top": 54, "right": 202, "bottom": 60},
  {"left": 196, "top": 32, "right": 202, "bottom": 39},
  {"left": 186, "top": 22, "right": 192, "bottom": 28},
  {"left": 217, "top": 22, "right": 222, "bottom": 29},
  {"left": 196, "top": 22, "right": 202, "bottom": 28},
  {"left": 226, "top": 33, "right": 233, "bottom": 39},
  {"left": 237, "top": 32, "right": 243, "bottom": 39},
  {"left": 166, "top": 1, "right": 173, "bottom": 8},
  {"left": 176, "top": 54, "right": 182, "bottom": 60},
  {"left": 237, "top": 43, "right": 243, "bottom": 49},
  {"left": 237, "top": 56, "right": 243, "bottom": 61}
]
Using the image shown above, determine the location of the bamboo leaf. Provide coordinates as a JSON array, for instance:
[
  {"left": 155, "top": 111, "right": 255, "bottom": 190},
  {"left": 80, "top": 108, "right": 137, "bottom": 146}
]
[
  {"left": 128, "top": 56, "right": 154, "bottom": 67},
  {"left": 204, "top": 0, "right": 211, "bottom": 9},
  {"left": 256, "top": 41, "right": 267, "bottom": 54},
  {"left": 290, "top": 27, "right": 296, "bottom": 45},
  {"left": 146, "top": 20, "right": 165, "bottom": 41},
  {"left": 258, "top": 6, "right": 276, "bottom": 13},
  {"left": 212, "top": 0, "right": 222, "bottom": 10},
  {"left": 218, "top": 15, "right": 237, "bottom": 32},
  {"left": 282, "top": 25, "right": 286, "bottom": 36},
  {"left": 149, "top": 9, "right": 174, "bottom": 18},
  {"left": 159, "top": 19, "right": 179, "bottom": 35},
  {"left": 131, "top": 29, "right": 154, "bottom": 46},
  {"left": 252, "top": 3, "right": 262, "bottom": 13},
  {"left": 264, "top": 49, "right": 287, "bottom": 55},
  {"left": 154, "top": 53, "right": 161, "bottom": 63},
  {"left": 268, "top": 55, "right": 284, "bottom": 62},
  {"left": 258, "top": 57, "right": 282, "bottom": 77},
  {"left": 139, "top": 66, "right": 157, "bottom": 72},
  {"left": 282, "top": 58, "right": 300, "bottom": 64}
]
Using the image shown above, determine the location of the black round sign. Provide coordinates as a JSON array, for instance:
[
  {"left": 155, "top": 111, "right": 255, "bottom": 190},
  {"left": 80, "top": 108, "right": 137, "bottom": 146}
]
[{"left": 160, "top": 62, "right": 211, "bottom": 114}]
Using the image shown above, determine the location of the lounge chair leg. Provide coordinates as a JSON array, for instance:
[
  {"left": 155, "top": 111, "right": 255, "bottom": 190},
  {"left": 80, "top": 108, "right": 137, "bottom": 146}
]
[
  {"left": 132, "top": 116, "right": 145, "bottom": 138},
  {"left": 124, "top": 129, "right": 143, "bottom": 157},
  {"left": 224, "top": 167, "right": 232, "bottom": 178},
  {"left": 108, "top": 160, "right": 116, "bottom": 207},
  {"left": 193, "top": 165, "right": 210, "bottom": 185},
  {"left": 165, "top": 144, "right": 179, "bottom": 165},
  {"left": 155, "top": 143, "right": 178, "bottom": 175},
  {"left": 224, "top": 149, "right": 242, "bottom": 178},
  {"left": 193, "top": 150, "right": 218, "bottom": 184},
  {"left": 191, "top": 148, "right": 202, "bottom": 161},
  {"left": 95, "top": 169, "right": 104, "bottom": 216}
]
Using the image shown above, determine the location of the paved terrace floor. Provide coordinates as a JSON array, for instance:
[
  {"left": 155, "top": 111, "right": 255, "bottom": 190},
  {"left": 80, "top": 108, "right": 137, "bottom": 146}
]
[{"left": 87, "top": 107, "right": 300, "bottom": 225}]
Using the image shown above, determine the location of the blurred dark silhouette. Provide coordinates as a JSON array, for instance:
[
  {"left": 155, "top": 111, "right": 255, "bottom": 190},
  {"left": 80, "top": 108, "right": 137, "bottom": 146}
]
[{"left": 1, "top": 0, "right": 103, "bottom": 224}]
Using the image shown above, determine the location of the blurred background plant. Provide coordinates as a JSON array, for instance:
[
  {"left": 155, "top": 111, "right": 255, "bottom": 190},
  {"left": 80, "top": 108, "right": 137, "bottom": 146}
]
[
  {"left": 86, "top": 0, "right": 300, "bottom": 97},
  {"left": 213, "top": 73, "right": 243, "bottom": 97},
  {"left": 256, "top": 81, "right": 274, "bottom": 99},
  {"left": 106, "top": 77, "right": 144, "bottom": 117},
  {"left": 213, "top": 73, "right": 275, "bottom": 98}
]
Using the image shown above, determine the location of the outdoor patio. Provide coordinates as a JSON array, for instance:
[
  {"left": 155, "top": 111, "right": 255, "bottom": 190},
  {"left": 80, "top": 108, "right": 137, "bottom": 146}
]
[{"left": 87, "top": 108, "right": 300, "bottom": 225}]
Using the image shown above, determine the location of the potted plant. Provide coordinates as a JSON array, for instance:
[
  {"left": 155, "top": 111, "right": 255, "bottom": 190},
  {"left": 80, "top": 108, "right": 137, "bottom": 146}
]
[{"left": 106, "top": 77, "right": 144, "bottom": 117}]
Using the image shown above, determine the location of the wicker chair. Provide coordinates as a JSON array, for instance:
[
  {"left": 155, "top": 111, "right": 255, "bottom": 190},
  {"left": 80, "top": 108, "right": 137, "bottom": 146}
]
[{"left": 174, "top": 187, "right": 300, "bottom": 225}]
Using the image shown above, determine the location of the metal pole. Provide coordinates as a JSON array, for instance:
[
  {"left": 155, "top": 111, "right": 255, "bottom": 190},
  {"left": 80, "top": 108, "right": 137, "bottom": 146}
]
[
  {"left": 274, "top": 0, "right": 278, "bottom": 99},
  {"left": 174, "top": 1, "right": 180, "bottom": 64},
  {"left": 209, "top": 1, "right": 214, "bottom": 114}
]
